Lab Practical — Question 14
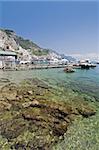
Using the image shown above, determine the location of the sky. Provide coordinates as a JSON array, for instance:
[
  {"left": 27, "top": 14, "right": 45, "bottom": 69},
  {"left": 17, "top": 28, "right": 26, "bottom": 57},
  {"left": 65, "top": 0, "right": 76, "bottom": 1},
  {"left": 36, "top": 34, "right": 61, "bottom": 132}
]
[{"left": 0, "top": 0, "right": 99, "bottom": 57}]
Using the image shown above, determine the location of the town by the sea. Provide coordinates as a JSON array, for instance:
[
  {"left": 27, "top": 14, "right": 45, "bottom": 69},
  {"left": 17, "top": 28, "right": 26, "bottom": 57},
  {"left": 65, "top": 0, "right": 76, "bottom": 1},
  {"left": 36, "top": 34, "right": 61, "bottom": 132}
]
[
  {"left": 0, "top": 0, "right": 99, "bottom": 149},
  {"left": 0, "top": 65, "right": 99, "bottom": 149}
]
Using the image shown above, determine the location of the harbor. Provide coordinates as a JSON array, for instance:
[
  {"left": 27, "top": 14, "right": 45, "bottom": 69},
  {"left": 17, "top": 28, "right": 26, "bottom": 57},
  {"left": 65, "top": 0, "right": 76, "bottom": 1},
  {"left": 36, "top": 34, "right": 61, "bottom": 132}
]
[
  {"left": 0, "top": 1, "right": 98, "bottom": 149},
  {"left": 0, "top": 49, "right": 98, "bottom": 72}
]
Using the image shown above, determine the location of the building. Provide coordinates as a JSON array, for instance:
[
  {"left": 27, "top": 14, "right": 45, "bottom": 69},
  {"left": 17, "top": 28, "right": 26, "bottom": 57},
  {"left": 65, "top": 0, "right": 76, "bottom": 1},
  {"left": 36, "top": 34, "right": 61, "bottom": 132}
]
[{"left": 0, "top": 49, "right": 17, "bottom": 69}]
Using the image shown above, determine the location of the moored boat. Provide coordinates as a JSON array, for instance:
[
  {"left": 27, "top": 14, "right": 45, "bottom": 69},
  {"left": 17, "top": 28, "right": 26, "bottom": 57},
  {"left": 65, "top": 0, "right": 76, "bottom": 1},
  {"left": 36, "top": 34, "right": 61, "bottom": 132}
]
[
  {"left": 90, "top": 64, "right": 96, "bottom": 67},
  {"left": 79, "top": 63, "right": 96, "bottom": 69},
  {"left": 79, "top": 63, "right": 90, "bottom": 69}
]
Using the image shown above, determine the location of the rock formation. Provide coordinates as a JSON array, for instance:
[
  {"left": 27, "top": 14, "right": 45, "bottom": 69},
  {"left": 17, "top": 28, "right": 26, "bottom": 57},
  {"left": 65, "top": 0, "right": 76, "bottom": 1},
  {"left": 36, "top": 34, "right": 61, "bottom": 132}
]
[{"left": 0, "top": 78, "right": 96, "bottom": 149}]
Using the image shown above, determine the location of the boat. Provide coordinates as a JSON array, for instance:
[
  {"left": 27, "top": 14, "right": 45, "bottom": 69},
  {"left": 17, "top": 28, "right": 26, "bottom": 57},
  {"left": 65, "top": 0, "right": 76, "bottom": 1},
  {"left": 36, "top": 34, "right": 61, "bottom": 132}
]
[
  {"left": 79, "top": 63, "right": 90, "bottom": 69},
  {"left": 79, "top": 62, "right": 96, "bottom": 69},
  {"left": 97, "top": 62, "right": 99, "bottom": 64},
  {"left": 90, "top": 64, "right": 96, "bottom": 67}
]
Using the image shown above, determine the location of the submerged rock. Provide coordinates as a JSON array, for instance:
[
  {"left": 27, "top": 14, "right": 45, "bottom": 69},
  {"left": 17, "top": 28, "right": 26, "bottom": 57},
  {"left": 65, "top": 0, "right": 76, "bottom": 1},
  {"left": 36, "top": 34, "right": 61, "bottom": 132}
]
[
  {"left": 0, "top": 78, "right": 96, "bottom": 149},
  {"left": 0, "top": 78, "right": 10, "bottom": 83},
  {"left": 77, "top": 107, "right": 96, "bottom": 117},
  {"left": 0, "top": 101, "right": 11, "bottom": 111},
  {"left": 0, "top": 83, "right": 17, "bottom": 101}
]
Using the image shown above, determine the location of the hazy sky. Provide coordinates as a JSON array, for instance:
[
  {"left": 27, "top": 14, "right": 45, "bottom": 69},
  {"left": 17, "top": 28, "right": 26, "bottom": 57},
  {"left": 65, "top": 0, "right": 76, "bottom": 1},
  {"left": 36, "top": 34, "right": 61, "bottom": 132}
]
[{"left": 0, "top": 1, "right": 99, "bottom": 56}]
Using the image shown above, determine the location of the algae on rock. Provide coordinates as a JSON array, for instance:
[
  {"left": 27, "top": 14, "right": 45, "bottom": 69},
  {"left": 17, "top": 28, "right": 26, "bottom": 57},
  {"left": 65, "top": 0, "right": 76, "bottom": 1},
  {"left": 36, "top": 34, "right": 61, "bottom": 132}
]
[{"left": 0, "top": 78, "right": 96, "bottom": 150}]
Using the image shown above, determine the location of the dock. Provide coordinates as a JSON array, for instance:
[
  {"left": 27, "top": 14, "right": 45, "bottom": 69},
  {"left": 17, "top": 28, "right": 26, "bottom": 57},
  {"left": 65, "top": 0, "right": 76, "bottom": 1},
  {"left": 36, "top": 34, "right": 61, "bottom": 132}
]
[{"left": 1, "top": 64, "right": 68, "bottom": 71}]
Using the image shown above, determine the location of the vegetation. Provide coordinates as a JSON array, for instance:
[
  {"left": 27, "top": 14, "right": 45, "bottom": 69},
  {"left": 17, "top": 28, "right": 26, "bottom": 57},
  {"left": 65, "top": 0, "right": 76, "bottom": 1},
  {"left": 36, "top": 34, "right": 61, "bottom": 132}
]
[
  {"left": 15, "top": 36, "right": 49, "bottom": 55},
  {"left": 15, "top": 36, "right": 40, "bottom": 50},
  {"left": 32, "top": 49, "right": 49, "bottom": 56},
  {"left": 0, "top": 29, "right": 54, "bottom": 57},
  {"left": 2, "top": 29, "right": 15, "bottom": 37},
  {"left": 52, "top": 92, "right": 99, "bottom": 150},
  {"left": 53, "top": 112, "right": 99, "bottom": 150}
]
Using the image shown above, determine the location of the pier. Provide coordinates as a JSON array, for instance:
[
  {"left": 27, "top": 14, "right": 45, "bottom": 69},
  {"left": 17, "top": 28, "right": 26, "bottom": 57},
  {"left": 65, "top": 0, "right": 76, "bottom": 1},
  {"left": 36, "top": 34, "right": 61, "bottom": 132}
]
[
  {"left": 13, "top": 64, "right": 67, "bottom": 71},
  {"left": 0, "top": 64, "right": 68, "bottom": 71}
]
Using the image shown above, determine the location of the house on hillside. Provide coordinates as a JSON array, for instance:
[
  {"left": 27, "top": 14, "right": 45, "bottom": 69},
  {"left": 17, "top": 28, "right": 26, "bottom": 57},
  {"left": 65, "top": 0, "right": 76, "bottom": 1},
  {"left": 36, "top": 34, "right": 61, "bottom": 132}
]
[{"left": 0, "top": 49, "right": 17, "bottom": 69}]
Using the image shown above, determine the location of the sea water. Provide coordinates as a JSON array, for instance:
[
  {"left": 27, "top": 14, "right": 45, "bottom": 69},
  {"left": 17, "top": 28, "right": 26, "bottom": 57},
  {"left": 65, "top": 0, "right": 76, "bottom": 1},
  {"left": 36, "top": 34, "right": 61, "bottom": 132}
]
[
  {"left": 0, "top": 65, "right": 99, "bottom": 100},
  {"left": 0, "top": 65, "right": 99, "bottom": 149}
]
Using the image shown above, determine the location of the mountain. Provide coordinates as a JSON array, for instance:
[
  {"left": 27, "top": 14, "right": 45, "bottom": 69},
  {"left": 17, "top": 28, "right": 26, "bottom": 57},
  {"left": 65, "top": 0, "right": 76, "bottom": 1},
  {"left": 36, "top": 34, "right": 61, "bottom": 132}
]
[
  {"left": 0, "top": 29, "right": 61, "bottom": 61},
  {"left": 60, "top": 54, "right": 76, "bottom": 62},
  {"left": 0, "top": 29, "right": 76, "bottom": 62}
]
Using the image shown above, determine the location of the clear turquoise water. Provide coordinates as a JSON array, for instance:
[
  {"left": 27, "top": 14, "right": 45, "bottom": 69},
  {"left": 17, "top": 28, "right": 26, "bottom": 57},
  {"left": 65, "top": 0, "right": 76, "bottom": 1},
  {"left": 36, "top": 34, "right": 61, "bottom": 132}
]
[
  {"left": 0, "top": 65, "right": 99, "bottom": 100},
  {"left": 0, "top": 66, "right": 99, "bottom": 150}
]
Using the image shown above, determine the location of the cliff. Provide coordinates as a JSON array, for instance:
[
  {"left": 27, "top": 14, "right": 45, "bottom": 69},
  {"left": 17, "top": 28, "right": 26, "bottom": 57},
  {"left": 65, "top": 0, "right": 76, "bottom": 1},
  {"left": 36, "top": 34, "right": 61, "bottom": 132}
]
[{"left": 0, "top": 29, "right": 60, "bottom": 61}]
